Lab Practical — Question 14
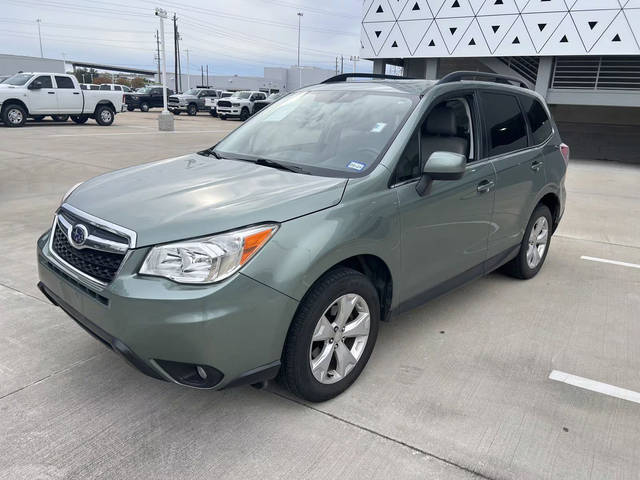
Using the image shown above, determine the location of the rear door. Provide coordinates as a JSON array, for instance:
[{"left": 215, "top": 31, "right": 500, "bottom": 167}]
[
  {"left": 150, "top": 88, "right": 163, "bottom": 107},
  {"left": 479, "top": 90, "right": 547, "bottom": 260},
  {"left": 28, "top": 75, "right": 57, "bottom": 114},
  {"left": 54, "top": 75, "right": 83, "bottom": 113}
]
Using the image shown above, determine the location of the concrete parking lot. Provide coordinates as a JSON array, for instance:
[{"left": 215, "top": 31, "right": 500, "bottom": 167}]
[{"left": 1, "top": 111, "right": 639, "bottom": 480}]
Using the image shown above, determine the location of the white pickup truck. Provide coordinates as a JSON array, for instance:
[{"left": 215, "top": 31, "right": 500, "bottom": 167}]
[
  {"left": 215, "top": 90, "right": 268, "bottom": 121},
  {"left": 0, "top": 72, "right": 124, "bottom": 127}
]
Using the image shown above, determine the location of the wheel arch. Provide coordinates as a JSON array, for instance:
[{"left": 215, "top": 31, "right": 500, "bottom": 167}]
[
  {"left": 538, "top": 192, "right": 561, "bottom": 232},
  {"left": 94, "top": 100, "right": 116, "bottom": 113},
  {"left": 1, "top": 99, "right": 29, "bottom": 115}
]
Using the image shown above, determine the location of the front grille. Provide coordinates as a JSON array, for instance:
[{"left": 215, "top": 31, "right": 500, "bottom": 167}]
[
  {"left": 217, "top": 100, "right": 232, "bottom": 108},
  {"left": 52, "top": 224, "right": 125, "bottom": 283},
  {"left": 168, "top": 96, "right": 179, "bottom": 103}
]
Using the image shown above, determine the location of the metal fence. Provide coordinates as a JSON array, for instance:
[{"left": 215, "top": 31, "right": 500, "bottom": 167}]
[
  {"left": 498, "top": 57, "right": 540, "bottom": 85},
  {"left": 551, "top": 56, "right": 640, "bottom": 90}
]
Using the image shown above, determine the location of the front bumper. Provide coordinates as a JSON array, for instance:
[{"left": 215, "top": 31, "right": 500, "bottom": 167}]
[
  {"left": 217, "top": 107, "right": 241, "bottom": 117},
  {"left": 36, "top": 231, "right": 298, "bottom": 389}
]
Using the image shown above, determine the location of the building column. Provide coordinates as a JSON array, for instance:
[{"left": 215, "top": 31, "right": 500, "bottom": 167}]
[
  {"left": 373, "top": 59, "right": 387, "bottom": 75},
  {"left": 535, "top": 57, "right": 554, "bottom": 98},
  {"left": 425, "top": 58, "right": 439, "bottom": 80}
]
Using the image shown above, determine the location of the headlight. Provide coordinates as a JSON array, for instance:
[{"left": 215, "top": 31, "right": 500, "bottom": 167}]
[
  {"left": 232, "top": 103, "right": 240, "bottom": 107},
  {"left": 139, "top": 224, "right": 278, "bottom": 284},
  {"left": 61, "top": 182, "right": 82, "bottom": 204}
]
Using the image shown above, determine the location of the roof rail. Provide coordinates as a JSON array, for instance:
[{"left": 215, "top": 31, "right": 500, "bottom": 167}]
[
  {"left": 321, "top": 73, "right": 414, "bottom": 84},
  {"left": 437, "top": 71, "right": 531, "bottom": 89}
]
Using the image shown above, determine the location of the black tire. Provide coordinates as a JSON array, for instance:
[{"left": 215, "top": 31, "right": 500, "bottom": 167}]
[
  {"left": 51, "top": 115, "right": 69, "bottom": 122},
  {"left": 140, "top": 102, "right": 150, "bottom": 112},
  {"left": 209, "top": 109, "right": 217, "bottom": 117},
  {"left": 126, "top": 105, "right": 135, "bottom": 112},
  {"left": 240, "top": 107, "right": 250, "bottom": 121},
  {"left": 502, "top": 204, "right": 553, "bottom": 280},
  {"left": 32, "top": 115, "right": 45, "bottom": 122},
  {"left": 281, "top": 267, "right": 380, "bottom": 402},
  {"left": 172, "top": 110, "right": 181, "bottom": 115},
  {"left": 70, "top": 115, "right": 89, "bottom": 124},
  {"left": 187, "top": 103, "right": 197, "bottom": 116},
  {"left": 2, "top": 104, "right": 27, "bottom": 127},
  {"left": 94, "top": 105, "right": 115, "bottom": 126},
  {"left": 220, "top": 115, "right": 227, "bottom": 120}
]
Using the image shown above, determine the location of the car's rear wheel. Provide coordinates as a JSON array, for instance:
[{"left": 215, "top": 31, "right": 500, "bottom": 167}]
[
  {"left": 32, "top": 115, "right": 45, "bottom": 122},
  {"left": 503, "top": 204, "right": 552, "bottom": 279},
  {"left": 2, "top": 104, "right": 27, "bottom": 127},
  {"left": 281, "top": 267, "right": 379, "bottom": 402},
  {"left": 71, "top": 115, "right": 89, "bottom": 124},
  {"left": 140, "top": 102, "right": 150, "bottom": 112},
  {"left": 187, "top": 104, "right": 197, "bottom": 116},
  {"left": 51, "top": 115, "right": 69, "bottom": 122},
  {"left": 172, "top": 110, "right": 180, "bottom": 115},
  {"left": 95, "top": 105, "right": 114, "bottom": 126},
  {"left": 220, "top": 114, "right": 227, "bottom": 120},
  {"left": 126, "top": 105, "right": 135, "bottom": 112},
  {"left": 240, "top": 107, "right": 250, "bottom": 121}
]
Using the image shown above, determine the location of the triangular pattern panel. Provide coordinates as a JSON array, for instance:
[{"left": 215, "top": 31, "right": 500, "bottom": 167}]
[
  {"left": 389, "top": 0, "right": 410, "bottom": 18},
  {"left": 478, "top": 0, "right": 520, "bottom": 16},
  {"left": 364, "top": 0, "right": 397, "bottom": 22},
  {"left": 435, "top": 16, "right": 475, "bottom": 52},
  {"left": 522, "top": 12, "right": 568, "bottom": 51},
  {"left": 569, "top": 0, "right": 622, "bottom": 11},
  {"left": 477, "top": 14, "right": 520, "bottom": 52},
  {"left": 590, "top": 10, "right": 639, "bottom": 53},
  {"left": 522, "top": 0, "right": 569, "bottom": 13},
  {"left": 570, "top": 9, "right": 619, "bottom": 51},
  {"left": 436, "top": 0, "right": 477, "bottom": 18},
  {"left": 539, "top": 11, "right": 582, "bottom": 53},
  {"left": 399, "top": 0, "right": 437, "bottom": 20},
  {"left": 494, "top": 15, "right": 538, "bottom": 55},
  {"left": 455, "top": 18, "right": 493, "bottom": 55},
  {"left": 377, "top": 22, "right": 413, "bottom": 56},
  {"left": 414, "top": 19, "right": 449, "bottom": 54},
  {"left": 398, "top": 19, "right": 435, "bottom": 53}
]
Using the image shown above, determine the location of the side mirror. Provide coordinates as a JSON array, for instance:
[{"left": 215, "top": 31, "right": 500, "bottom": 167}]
[
  {"left": 29, "top": 81, "right": 43, "bottom": 90},
  {"left": 416, "top": 151, "right": 467, "bottom": 196}
]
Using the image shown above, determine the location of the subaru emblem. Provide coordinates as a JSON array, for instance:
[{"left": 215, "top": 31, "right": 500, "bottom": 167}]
[{"left": 70, "top": 224, "right": 88, "bottom": 247}]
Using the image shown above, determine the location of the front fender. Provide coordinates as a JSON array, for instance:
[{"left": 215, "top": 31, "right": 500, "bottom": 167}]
[{"left": 241, "top": 167, "right": 402, "bottom": 307}]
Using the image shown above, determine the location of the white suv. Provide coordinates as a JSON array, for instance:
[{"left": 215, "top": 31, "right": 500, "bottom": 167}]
[{"left": 216, "top": 91, "right": 268, "bottom": 121}]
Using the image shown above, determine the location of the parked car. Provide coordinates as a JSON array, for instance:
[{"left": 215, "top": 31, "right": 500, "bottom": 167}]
[
  {"left": 168, "top": 88, "right": 219, "bottom": 115},
  {"left": 252, "top": 92, "right": 286, "bottom": 114},
  {"left": 80, "top": 83, "right": 101, "bottom": 90},
  {"left": 99, "top": 83, "right": 134, "bottom": 94},
  {"left": 216, "top": 90, "right": 268, "bottom": 120},
  {"left": 125, "top": 85, "right": 173, "bottom": 112},
  {"left": 205, "top": 90, "right": 233, "bottom": 117},
  {"left": 36, "top": 72, "right": 568, "bottom": 402},
  {"left": 0, "top": 72, "right": 124, "bottom": 127}
]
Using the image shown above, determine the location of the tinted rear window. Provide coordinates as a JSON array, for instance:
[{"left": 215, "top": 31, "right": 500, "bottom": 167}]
[
  {"left": 520, "top": 96, "right": 553, "bottom": 145},
  {"left": 481, "top": 92, "right": 528, "bottom": 157},
  {"left": 55, "top": 76, "right": 75, "bottom": 89}
]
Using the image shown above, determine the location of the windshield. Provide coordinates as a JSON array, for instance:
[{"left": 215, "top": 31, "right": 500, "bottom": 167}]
[
  {"left": 183, "top": 89, "right": 199, "bottom": 96},
  {"left": 231, "top": 91, "right": 251, "bottom": 99},
  {"left": 4, "top": 73, "right": 33, "bottom": 86},
  {"left": 214, "top": 89, "right": 415, "bottom": 176},
  {"left": 137, "top": 87, "right": 151, "bottom": 94},
  {"left": 221, "top": 92, "right": 233, "bottom": 98}
]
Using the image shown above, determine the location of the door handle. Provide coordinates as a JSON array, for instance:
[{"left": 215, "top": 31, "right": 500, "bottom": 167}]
[
  {"left": 531, "top": 160, "right": 544, "bottom": 171},
  {"left": 73, "top": 92, "right": 80, "bottom": 95},
  {"left": 477, "top": 180, "right": 495, "bottom": 194},
  {"left": 48, "top": 91, "right": 55, "bottom": 94}
]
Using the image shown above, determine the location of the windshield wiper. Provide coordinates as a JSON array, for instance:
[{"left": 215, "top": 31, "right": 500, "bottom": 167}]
[
  {"left": 255, "top": 158, "right": 307, "bottom": 174},
  {"left": 200, "top": 148, "right": 222, "bottom": 159}
]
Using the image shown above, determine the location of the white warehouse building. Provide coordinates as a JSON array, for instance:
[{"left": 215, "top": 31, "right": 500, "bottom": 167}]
[{"left": 360, "top": 0, "right": 640, "bottom": 162}]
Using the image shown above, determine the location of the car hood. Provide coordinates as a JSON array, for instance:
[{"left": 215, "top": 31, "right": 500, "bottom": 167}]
[
  {"left": 171, "top": 94, "right": 196, "bottom": 100},
  {"left": 66, "top": 153, "right": 347, "bottom": 247}
]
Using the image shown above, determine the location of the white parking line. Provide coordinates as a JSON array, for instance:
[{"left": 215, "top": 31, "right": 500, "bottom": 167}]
[
  {"left": 549, "top": 370, "right": 640, "bottom": 405},
  {"left": 47, "top": 129, "right": 233, "bottom": 138},
  {"left": 580, "top": 256, "right": 640, "bottom": 269}
]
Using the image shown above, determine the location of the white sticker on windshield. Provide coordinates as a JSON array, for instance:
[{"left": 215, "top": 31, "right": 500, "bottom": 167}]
[
  {"left": 370, "top": 122, "right": 387, "bottom": 133},
  {"left": 347, "top": 161, "right": 366, "bottom": 171}
]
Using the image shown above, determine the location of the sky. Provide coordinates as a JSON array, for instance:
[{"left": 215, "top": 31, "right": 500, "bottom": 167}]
[{"left": 2, "top": 0, "right": 370, "bottom": 77}]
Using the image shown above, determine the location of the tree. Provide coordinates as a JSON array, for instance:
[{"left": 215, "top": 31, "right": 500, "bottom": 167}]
[
  {"left": 73, "top": 67, "right": 99, "bottom": 84},
  {"left": 130, "top": 77, "right": 147, "bottom": 89}
]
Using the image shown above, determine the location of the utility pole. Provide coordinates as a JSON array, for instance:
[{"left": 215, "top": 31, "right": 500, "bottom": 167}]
[
  {"left": 36, "top": 19, "right": 43, "bottom": 58},
  {"left": 340, "top": 55, "right": 344, "bottom": 74},
  {"left": 350, "top": 55, "right": 359, "bottom": 73},
  {"left": 155, "top": 7, "right": 173, "bottom": 131},
  {"left": 201, "top": 65, "right": 204, "bottom": 86},
  {"left": 155, "top": 30, "right": 161, "bottom": 81},
  {"left": 185, "top": 49, "right": 190, "bottom": 90},
  {"left": 206, "top": 65, "right": 209, "bottom": 86},
  {"left": 173, "top": 13, "right": 178, "bottom": 93},
  {"left": 335, "top": 56, "right": 339, "bottom": 75},
  {"left": 297, "top": 12, "right": 303, "bottom": 88}
]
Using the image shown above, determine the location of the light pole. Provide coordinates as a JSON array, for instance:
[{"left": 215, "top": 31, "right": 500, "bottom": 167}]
[
  {"left": 185, "top": 49, "right": 190, "bottom": 90},
  {"left": 350, "top": 55, "right": 359, "bottom": 73},
  {"left": 297, "top": 12, "right": 303, "bottom": 88},
  {"left": 155, "top": 7, "right": 174, "bottom": 131},
  {"left": 36, "top": 19, "right": 43, "bottom": 58}
]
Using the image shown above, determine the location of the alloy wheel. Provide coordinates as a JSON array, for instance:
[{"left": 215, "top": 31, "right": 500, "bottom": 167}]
[
  {"left": 526, "top": 216, "right": 549, "bottom": 269},
  {"left": 309, "top": 293, "right": 370, "bottom": 385},
  {"left": 8, "top": 108, "right": 23, "bottom": 125}
]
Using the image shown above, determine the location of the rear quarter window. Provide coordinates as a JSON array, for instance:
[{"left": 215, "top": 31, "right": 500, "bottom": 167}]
[
  {"left": 55, "top": 76, "right": 75, "bottom": 89},
  {"left": 520, "top": 96, "right": 553, "bottom": 145}
]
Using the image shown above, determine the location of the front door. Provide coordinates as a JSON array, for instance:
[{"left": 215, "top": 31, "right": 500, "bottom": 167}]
[
  {"left": 54, "top": 76, "right": 83, "bottom": 113},
  {"left": 394, "top": 94, "right": 496, "bottom": 308},
  {"left": 28, "top": 75, "right": 58, "bottom": 114}
]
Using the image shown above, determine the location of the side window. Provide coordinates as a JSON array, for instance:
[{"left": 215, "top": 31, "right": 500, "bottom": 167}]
[
  {"left": 520, "top": 96, "right": 553, "bottom": 145},
  {"left": 90, "top": 85, "right": 100, "bottom": 90},
  {"left": 152, "top": 88, "right": 161, "bottom": 95},
  {"left": 114, "top": 85, "right": 122, "bottom": 91},
  {"left": 99, "top": 84, "right": 110, "bottom": 90},
  {"left": 55, "top": 76, "right": 75, "bottom": 89},
  {"left": 258, "top": 93, "right": 267, "bottom": 100},
  {"left": 394, "top": 131, "right": 421, "bottom": 184},
  {"left": 480, "top": 92, "right": 528, "bottom": 157},
  {"left": 34, "top": 75, "right": 53, "bottom": 88}
]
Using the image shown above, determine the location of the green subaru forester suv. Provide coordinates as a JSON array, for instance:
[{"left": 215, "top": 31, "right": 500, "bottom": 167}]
[{"left": 37, "top": 72, "right": 568, "bottom": 402}]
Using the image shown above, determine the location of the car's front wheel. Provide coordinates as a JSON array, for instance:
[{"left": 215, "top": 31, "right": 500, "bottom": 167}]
[
  {"left": 240, "top": 107, "right": 250, "bottom": 121},
  {"left": 503, "top": 204, "right": 553, "bottom": 279},
  {"left": 2, "top": 104, "right": 27, "bottom": 127},
  {"left": 281, "top": 267, "right": 379, "bottom": 402},
  {"left": 187, "top": 104, "right": 197, "bottom": 116},
  {"left": 95, "top": 105, "right": 115, "bottom": 126}
]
